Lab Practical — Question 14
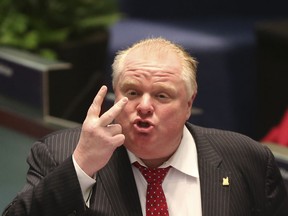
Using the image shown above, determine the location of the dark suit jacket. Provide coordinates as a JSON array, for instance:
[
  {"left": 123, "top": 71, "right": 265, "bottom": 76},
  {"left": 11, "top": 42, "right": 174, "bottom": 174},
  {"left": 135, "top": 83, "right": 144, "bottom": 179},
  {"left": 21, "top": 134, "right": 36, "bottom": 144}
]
[{"left": 3, "top": 123, "right": 288, "bottom": 216}]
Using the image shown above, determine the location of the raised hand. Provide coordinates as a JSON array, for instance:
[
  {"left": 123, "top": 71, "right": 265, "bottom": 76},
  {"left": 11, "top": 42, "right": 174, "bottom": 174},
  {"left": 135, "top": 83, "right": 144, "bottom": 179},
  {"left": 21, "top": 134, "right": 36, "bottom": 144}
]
[{"left": 73, "top": 85, "right": 128, "bottom": 177}]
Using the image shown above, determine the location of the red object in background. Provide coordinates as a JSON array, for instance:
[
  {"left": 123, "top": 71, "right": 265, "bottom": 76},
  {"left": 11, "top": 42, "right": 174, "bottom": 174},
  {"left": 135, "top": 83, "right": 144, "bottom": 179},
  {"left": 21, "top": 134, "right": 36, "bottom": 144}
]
[{"left": 262, "top": 109, "right": 288, "bottom": 146}]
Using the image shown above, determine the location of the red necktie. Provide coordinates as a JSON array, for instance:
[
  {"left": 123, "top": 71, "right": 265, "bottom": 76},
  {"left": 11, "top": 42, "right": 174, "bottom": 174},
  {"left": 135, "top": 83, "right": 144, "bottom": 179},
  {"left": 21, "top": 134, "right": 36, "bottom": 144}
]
[{"left": 134, "top": 162, "right": 171, "bottom": 216}]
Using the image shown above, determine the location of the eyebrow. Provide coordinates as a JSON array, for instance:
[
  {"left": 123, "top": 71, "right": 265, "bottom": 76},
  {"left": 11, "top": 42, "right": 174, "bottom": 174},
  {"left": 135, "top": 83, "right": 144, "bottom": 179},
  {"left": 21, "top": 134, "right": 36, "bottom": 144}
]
[
  {"left": 153, "top": 83, "right": 177, "bottom": 94},
  {"left": 119, "top": 80, "right": 139, "bottom": 90},
  {"left": 120, "top": 80, "right": 177, "bottom": 95}
]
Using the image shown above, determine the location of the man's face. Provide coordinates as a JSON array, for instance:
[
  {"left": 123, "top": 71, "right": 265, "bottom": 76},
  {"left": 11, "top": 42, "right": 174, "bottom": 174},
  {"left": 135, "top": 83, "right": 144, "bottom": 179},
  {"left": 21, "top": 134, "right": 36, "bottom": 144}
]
[{"left": 114, "top": 48, "right": 194, "bottom": 165}]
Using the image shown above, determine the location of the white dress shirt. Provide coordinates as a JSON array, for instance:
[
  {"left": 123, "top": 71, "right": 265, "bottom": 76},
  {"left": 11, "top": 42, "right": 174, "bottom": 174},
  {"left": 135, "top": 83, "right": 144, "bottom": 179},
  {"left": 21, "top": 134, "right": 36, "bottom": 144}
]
[
  {"left": 72, "top": 156, "right": 96, "bottom": 207},
  {"left": 128, "top": 125, "right": 202, "bottom": 216},
  {"left": 73, "top": 125, "right": 202, "bottom": 215}
]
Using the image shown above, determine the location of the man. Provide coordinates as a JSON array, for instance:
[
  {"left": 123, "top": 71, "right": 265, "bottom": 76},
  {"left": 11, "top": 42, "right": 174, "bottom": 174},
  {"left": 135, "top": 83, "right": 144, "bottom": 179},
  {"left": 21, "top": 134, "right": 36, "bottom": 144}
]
[{"left": 3, "top": 38, "right": 288, "bottom": 216}]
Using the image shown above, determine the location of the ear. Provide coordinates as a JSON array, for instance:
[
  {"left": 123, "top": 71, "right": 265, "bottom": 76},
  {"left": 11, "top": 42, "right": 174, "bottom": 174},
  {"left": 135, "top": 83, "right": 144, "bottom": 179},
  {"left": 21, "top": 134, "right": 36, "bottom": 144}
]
[{"left": 186, "top": 93, "right": 197, "bottom": 120}]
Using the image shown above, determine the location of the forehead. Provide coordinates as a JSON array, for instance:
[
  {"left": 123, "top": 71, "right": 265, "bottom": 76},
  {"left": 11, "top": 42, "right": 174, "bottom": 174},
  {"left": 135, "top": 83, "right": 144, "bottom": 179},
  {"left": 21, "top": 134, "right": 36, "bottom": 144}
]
[
  {"left": 113, "top": 46, "right": 187, "bottom": 93},
  {"left": 123, "top": 46, "right": 182, "bottom": 74}
]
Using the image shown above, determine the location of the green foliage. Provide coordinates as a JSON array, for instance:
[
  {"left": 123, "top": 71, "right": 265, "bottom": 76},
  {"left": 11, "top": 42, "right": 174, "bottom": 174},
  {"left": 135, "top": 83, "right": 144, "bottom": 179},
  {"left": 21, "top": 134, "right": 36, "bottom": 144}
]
[{"left": 0, "top": 0, "right": 120, "bottom": 58}]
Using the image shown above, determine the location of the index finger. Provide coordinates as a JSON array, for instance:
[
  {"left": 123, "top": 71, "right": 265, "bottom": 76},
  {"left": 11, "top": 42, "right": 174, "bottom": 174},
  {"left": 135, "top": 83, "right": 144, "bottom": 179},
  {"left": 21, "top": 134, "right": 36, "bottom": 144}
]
[
  {"left": 86, "top": 85, "right": 108, "bottom": 119},
  {"left": 98, "top": 97, "right": 128, "bottom": 126}
]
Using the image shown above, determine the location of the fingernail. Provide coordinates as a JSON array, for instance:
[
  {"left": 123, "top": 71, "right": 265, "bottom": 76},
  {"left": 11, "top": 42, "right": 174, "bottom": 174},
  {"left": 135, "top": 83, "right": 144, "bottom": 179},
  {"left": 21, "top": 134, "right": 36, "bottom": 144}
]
[
  {"left": 122, "top": 97, "right": 128, "bottom": 103},
  {"left": 101, "top": 85, "right": 107, "bottom": 91}
]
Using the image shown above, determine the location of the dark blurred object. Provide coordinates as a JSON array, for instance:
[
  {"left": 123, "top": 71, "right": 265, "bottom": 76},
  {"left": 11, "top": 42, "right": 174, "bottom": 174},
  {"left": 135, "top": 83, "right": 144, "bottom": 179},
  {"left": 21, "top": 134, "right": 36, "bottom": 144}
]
[
  {"left": 52, "top": 31, "right": 109, "bottom": 123},
  {"left": 265, "top": 143, "right": 288, "bottom": 192},
  {"left": 262, "top": 109, "right": 288, "bottom": 147},
  {"left": 256, "top": 21, "right": 288, "bottom": 140},
  {"left": 118, "top": 0, "right": 288, "bottom": 19},
  {"left": 0, "top": 47, "right": 101, "bottom": 125},
  {"left": 0, "top": 47, "right": 71, "bottom": 114}
]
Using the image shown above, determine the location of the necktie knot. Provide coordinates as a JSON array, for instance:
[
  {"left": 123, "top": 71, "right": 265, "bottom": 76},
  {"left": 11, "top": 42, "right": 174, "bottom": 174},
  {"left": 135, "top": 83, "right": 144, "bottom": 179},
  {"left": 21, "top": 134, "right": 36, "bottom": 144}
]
[{"left": 133, "top": 162, "right": 170, "bottom": 184}]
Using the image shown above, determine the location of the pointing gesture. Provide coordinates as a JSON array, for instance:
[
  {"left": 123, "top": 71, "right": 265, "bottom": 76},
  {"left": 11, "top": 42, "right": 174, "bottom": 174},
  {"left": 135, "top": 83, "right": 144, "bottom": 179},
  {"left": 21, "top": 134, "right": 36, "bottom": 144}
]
[
  {"left": 86, "top": 86, "right": 127, "bottom": 126},
  {"left": 73, "top": 86, "right": 128, "bottom": 177}
]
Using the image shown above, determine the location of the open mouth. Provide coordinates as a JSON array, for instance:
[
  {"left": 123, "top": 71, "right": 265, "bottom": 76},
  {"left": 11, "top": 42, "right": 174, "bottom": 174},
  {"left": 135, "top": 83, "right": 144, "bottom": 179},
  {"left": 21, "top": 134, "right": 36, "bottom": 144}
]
[
  {"left": 133, "top": 119, "right": 154, "bottom": 131},
  {"left": 137, "top": 121, "right": 151, "bottom": 128}
]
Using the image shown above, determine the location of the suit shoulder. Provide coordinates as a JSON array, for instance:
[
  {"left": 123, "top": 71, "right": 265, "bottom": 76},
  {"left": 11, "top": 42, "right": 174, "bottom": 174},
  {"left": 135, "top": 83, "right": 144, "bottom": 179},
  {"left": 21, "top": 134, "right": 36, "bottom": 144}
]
[
  {"left": 31, "top": 127, "right": 82, "bottom": 163},
  {"left": 186, "top": 123, "right": 269, "bottom": 157},
  {"left": 40, "top": 127, "right": 82, "bottom": 144}
]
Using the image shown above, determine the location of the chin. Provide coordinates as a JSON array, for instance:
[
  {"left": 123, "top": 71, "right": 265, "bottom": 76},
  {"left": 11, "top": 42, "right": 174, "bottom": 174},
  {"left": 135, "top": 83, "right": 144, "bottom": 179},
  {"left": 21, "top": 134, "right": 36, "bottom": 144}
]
[{"left": 125, "top": 140, "right": 153, "bottom": 154}]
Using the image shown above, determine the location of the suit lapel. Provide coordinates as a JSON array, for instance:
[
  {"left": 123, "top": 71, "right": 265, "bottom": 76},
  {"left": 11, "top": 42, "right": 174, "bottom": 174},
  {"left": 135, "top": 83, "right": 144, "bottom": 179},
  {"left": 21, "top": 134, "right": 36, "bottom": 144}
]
[
  {"left": 96, "top": 146, "right": 142, "bottom": 216},
  {"left": 187, "top": 124, "right": 231, "bottom": 216},
  {"left": 198, "top": 157, "right": 231, "bottom": 216},
  {"left": 91, "top": 124, "right": 231, "bottom": 216}
]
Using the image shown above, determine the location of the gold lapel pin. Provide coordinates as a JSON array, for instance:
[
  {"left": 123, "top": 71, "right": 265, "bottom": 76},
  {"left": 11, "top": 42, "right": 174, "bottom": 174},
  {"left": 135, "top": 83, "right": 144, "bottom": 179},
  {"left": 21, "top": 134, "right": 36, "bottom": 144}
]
[{"left": 222, "top": 177, "right": 229, "bottom": 186}]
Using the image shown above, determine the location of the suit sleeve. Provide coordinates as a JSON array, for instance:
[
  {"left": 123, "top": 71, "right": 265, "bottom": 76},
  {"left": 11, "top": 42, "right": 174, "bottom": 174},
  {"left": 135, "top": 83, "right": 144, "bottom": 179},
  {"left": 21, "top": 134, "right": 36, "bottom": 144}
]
[
  {"left": 264, "top": 146, "right": 288, "bottom": 216},
  {"left": 2, "top": 141, "right": 88, "bottom": 216}
]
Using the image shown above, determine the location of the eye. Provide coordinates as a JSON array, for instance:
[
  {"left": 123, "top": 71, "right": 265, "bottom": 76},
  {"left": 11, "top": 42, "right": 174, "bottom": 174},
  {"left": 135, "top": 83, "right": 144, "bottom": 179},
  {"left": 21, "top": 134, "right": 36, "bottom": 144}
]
[
  {"left": 156, "top": 93, "right": 170, "bottom": 101},
  {"left": 125, "top": 90, "right": 138, "bottom": 99},
  {"left": 157, "top": 93, "right": 167, "bottom": 98}
]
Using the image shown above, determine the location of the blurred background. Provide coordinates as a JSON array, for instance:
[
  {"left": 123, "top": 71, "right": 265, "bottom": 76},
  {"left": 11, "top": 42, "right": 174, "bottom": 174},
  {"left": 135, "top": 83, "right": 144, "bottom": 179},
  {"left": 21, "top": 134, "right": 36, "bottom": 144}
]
[{"left": 1, "top": 0, "right": 288, "bottom": 211}]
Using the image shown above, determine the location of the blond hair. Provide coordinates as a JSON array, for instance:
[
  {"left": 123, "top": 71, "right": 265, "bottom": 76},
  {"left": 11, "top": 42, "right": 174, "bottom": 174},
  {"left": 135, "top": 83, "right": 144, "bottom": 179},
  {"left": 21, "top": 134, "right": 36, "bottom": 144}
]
[{"left": 112, "top": 37, "right": 198, "bottom": 98}]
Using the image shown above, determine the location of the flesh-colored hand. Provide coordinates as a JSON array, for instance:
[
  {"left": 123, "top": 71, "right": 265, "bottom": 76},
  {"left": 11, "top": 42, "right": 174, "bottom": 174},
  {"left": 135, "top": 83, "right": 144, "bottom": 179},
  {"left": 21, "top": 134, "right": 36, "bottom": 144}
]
[{"left": 73, "top": 86, "right": 128, "bottom": 177}]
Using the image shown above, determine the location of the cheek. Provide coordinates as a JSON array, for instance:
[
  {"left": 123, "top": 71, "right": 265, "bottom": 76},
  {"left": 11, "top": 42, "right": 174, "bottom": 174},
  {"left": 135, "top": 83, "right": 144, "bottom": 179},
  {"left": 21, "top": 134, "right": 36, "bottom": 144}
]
[{"left": 160, "top": 102, "right": 189, "bottom": 120}]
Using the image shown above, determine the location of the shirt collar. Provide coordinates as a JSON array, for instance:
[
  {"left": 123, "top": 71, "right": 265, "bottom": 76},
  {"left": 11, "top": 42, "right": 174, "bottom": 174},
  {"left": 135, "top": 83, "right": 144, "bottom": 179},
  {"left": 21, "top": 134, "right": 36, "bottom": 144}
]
[{"left": 127, "top": 125, "right": 199, "bottom": 178}]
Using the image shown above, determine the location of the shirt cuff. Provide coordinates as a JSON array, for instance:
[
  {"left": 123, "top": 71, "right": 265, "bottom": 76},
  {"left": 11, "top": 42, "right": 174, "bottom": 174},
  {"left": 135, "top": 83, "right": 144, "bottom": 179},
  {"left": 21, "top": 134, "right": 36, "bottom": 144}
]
[{"left": 72, "top": 155, "right": 96, "bottom": 207}]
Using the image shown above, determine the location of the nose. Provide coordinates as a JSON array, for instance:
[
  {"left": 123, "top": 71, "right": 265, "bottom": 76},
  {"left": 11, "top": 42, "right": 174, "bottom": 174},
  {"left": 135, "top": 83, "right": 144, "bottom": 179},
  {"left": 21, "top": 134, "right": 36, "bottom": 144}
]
[{"left": 136, "top": 94, "right": 154, "bottom": 115}]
